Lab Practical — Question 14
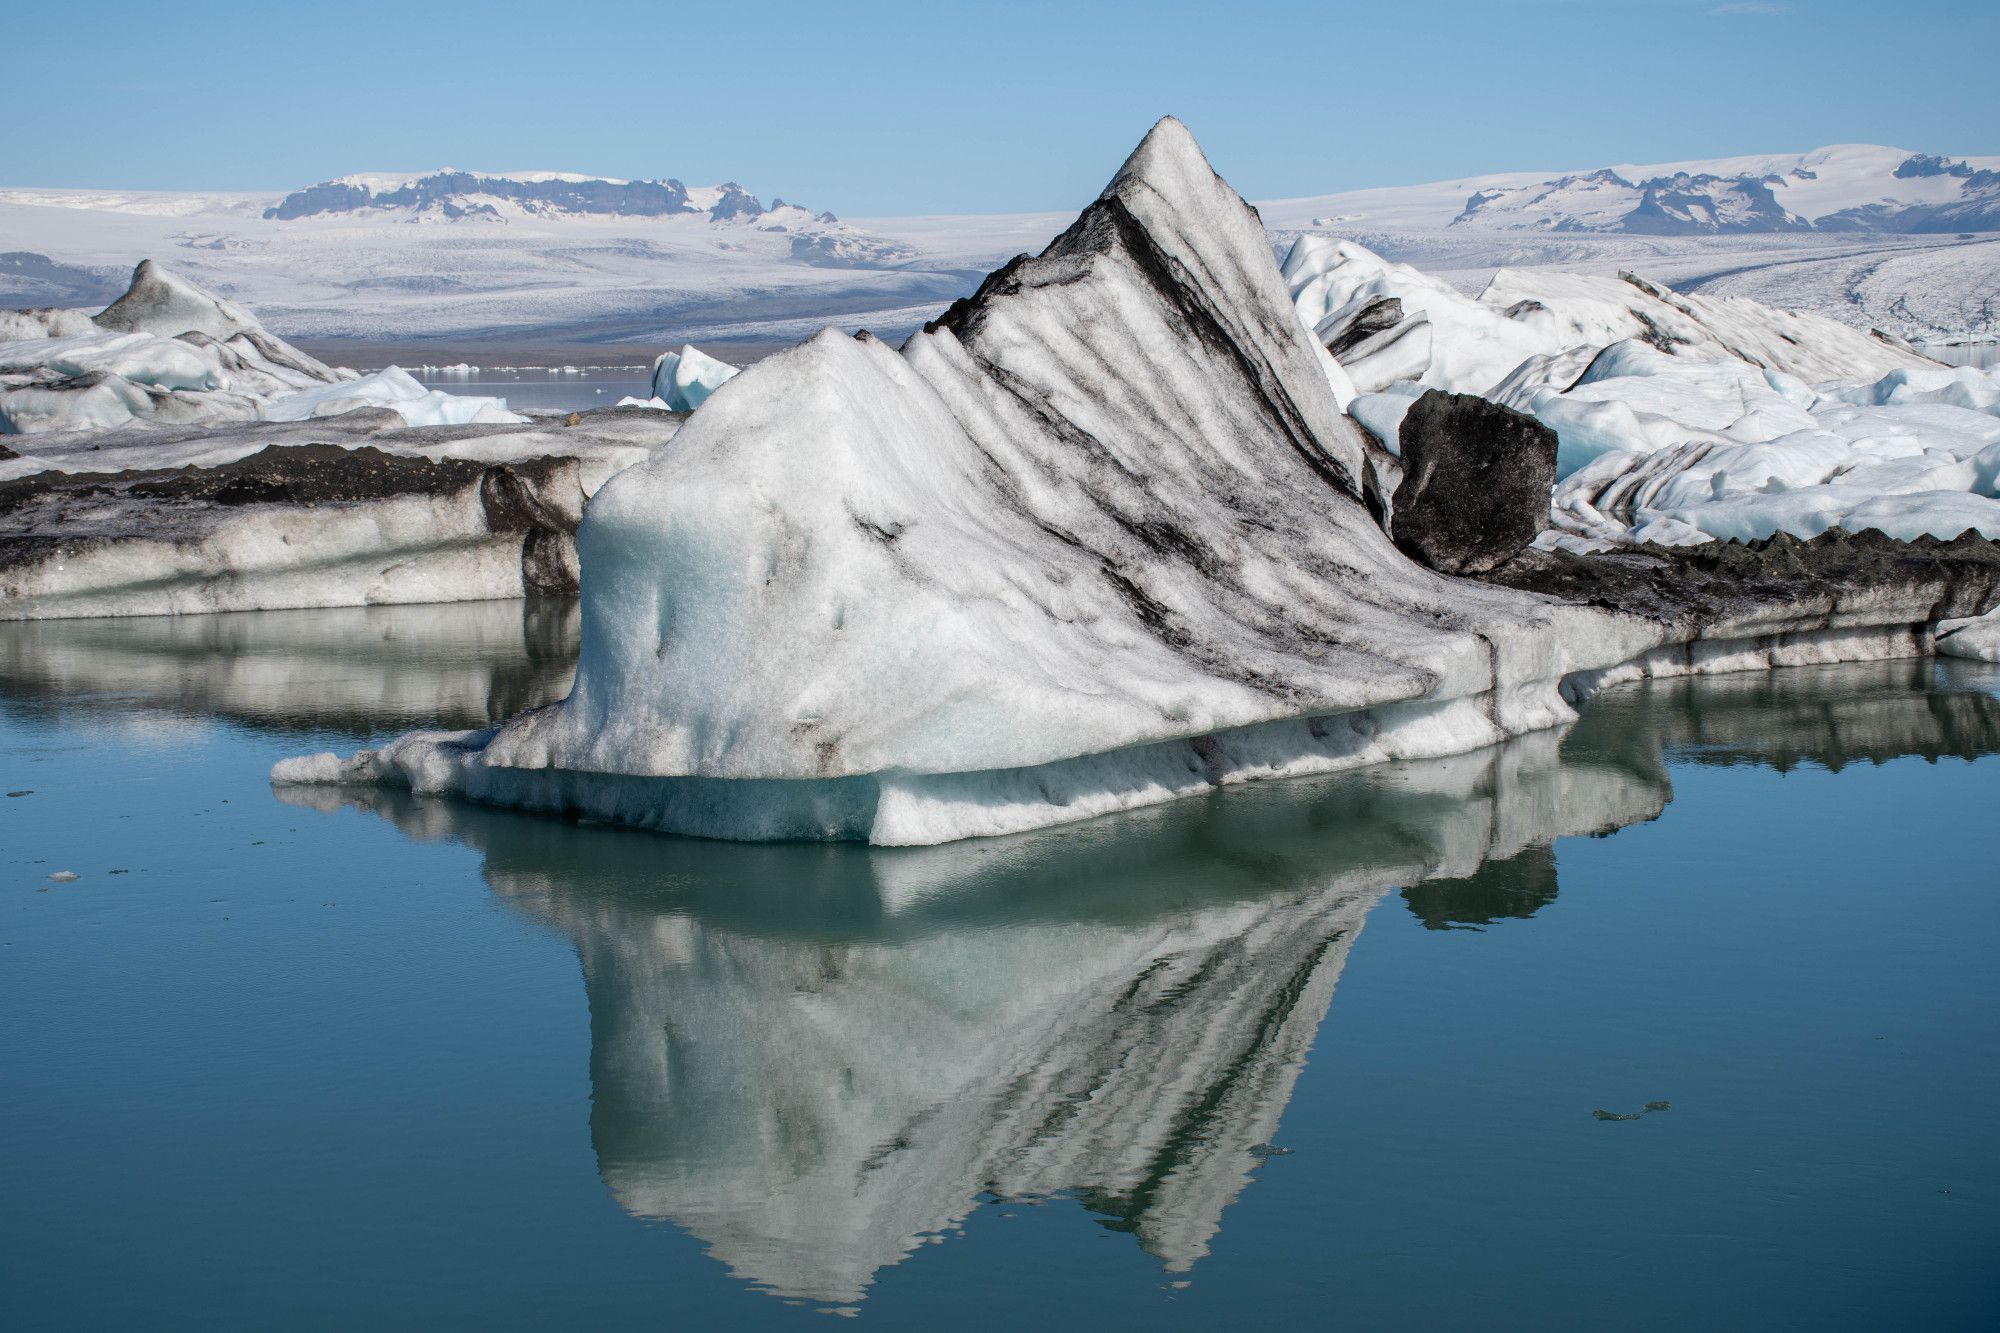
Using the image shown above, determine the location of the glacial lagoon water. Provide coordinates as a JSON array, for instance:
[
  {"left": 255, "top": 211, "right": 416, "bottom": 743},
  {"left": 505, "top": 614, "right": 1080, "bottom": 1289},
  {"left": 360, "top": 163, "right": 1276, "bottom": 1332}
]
[
  {"left": 409, "top": 366, "right": 659, "bottom": 413},
  {"left": 3, "top": 601, "right": 1997, "bottom": 1330}
]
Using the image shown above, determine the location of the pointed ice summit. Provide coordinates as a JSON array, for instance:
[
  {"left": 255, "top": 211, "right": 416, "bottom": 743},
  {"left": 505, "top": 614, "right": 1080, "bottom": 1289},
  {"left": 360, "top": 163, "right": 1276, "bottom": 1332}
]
[{"left": 276, "top": 120, "right": 1990, "bottom": 844}]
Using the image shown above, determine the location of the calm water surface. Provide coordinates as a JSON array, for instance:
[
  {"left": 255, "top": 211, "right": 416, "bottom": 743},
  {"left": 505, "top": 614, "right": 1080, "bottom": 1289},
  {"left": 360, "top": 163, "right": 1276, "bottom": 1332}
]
[
  {"left": 410, "top": 367, "right": 657, "bottom": 413},
  {"left": 3, "top": 602, "right": 1997, "bottom": 1330}
]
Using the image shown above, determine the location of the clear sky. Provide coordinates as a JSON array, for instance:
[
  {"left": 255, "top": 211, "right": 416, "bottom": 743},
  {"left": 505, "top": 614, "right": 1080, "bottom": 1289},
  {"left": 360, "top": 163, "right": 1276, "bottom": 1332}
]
[{"left": 7, "top": 0, "right": 1996, "bottom": 215}]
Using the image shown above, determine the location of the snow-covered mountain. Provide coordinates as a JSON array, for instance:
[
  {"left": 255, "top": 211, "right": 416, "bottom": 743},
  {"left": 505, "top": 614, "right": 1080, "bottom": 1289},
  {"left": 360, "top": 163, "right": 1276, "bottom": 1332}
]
[
  {"left": 0, "top": 167, "right": 964, "bottom": 348},
  {"left": 1264, "top": 145, "right": 2000, "bottom": 236},
  {"left": 262, "top": 168, "right": 837, "bottom": 226},
  {"left": 1, "top": 144, "right": 1995, "bottom": 350},
  {"left": 1260, "top": 145, "right": 2000, "bottom": 344}
]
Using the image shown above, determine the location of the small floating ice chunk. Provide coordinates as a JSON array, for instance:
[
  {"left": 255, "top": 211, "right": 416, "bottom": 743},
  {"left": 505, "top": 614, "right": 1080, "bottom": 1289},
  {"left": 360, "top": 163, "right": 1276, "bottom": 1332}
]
[{"left": 649, "top": 345, "right": 740, "bottom": 412}]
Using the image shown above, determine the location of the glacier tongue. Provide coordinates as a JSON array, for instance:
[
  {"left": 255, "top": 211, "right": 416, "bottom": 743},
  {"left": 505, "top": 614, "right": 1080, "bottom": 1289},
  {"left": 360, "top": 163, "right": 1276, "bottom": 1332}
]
[{"left": 277, "top": 120, "right": 1998, "bottom": 846}]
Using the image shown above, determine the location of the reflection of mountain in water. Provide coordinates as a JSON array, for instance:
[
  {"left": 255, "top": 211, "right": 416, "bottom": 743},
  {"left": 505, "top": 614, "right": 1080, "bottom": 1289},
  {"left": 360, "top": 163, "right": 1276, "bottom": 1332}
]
[
  {"left": 276, "top": 659, "right": 2000, "bottom": 1305},
  {"left": 0, "top": 599, "right": 577, "bottom": 735}
]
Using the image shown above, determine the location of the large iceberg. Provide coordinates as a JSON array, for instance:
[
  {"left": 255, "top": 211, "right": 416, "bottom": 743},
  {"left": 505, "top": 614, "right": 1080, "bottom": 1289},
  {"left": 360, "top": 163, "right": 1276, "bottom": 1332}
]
[
  {"left": 0, "top": 266, "right": 687, "bottom": 619},
  {"left": 276, "top": 121, "right": 2000, "bottom": 845}
]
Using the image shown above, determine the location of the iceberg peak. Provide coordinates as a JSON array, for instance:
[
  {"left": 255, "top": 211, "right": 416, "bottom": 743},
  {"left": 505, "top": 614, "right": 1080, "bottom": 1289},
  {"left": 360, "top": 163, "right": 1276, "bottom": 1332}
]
[{"left": 93, "top": 259, "right": 260, "bottom": 342}]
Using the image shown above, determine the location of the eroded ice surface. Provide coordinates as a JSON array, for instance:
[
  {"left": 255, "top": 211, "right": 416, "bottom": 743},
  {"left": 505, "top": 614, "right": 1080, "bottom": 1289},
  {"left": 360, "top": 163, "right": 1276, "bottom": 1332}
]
[
  {"left": 0, "top": 411, "right": 672, "bottom": 620},
  {"left": 1281, "top": 237, "right": 2000, "bottom": 548}
]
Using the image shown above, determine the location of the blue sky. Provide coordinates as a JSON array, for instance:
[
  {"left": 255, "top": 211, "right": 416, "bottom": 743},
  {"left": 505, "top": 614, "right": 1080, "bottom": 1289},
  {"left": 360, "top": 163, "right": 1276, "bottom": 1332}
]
[{"left": 7, "top": 0, "right": 1995, "bottom": 214}]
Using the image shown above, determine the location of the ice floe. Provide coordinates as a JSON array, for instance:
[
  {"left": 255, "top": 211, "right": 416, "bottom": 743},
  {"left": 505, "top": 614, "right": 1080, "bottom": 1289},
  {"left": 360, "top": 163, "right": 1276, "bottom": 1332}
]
[{"left": 647, "top": 344, "right": 740, "bottom": 412}]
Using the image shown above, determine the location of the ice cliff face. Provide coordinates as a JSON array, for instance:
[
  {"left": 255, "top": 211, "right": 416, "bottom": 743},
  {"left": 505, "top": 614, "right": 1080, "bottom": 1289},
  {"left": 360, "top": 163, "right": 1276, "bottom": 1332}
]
[{"left": 0, "top": 408, "right": 669, "bottom": 620}]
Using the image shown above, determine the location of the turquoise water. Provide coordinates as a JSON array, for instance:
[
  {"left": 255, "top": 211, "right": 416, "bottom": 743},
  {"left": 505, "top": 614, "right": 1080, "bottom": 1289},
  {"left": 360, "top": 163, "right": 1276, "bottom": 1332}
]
[{"left": 3, "top": 602, "right": 1997, "bottom": 1330}]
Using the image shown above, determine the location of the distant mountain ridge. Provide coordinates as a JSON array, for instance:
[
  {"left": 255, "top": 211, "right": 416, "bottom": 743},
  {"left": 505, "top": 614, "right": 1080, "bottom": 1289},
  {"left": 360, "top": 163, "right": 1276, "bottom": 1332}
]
[
  {"left": 263, "top": 169, "right": 838, "bottom": 225},
  {"left": 1448, "top": 146, "right": 2000, "bottom": 236}
]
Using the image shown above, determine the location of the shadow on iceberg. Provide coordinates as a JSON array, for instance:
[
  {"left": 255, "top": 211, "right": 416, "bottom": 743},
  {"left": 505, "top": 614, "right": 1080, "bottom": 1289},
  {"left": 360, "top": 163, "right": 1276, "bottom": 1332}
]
[{"left": 0, "top": 598, "right": 578, "bottom": 736}]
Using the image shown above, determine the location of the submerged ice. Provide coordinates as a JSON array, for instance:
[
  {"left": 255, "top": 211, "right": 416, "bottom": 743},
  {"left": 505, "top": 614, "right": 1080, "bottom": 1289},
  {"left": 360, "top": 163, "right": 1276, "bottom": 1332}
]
[{"left": 275, "top": 120, "right": 2000, "bottom": 845}]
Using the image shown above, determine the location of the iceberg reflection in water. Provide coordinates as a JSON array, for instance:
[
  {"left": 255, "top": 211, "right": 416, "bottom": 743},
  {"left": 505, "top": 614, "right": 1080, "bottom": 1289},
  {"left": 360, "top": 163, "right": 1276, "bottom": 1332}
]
[
  {"left": 269, "top": 657, "right": 2000, "bottom": 1307},
  {"left": 0, "top": 598, "right": 578, "bottom": 736}
]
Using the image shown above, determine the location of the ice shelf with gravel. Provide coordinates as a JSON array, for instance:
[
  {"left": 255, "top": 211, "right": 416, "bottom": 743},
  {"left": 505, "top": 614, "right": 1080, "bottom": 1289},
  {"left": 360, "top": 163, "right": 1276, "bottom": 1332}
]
[
  {"left": 274, "top": 121, "right": 2000, "bottom": 846},
  {"left": 1281, "top": 236, "right": 2000, "bottom": 549},
  {"left": 0, "top": 409, "right": 674, "bottom": 619}
]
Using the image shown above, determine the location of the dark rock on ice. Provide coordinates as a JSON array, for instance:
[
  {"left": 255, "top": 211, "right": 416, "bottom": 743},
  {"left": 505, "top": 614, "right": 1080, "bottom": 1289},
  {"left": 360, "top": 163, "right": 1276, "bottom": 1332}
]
[{"left": 1391, "top": 390, "right": 1556, "bottom": 576}]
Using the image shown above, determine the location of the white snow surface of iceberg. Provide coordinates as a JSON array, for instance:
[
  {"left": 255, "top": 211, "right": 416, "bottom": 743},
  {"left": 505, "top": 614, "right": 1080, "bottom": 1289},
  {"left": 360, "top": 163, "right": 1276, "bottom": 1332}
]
[
  {"left": 261, "top": 365, "right": 521, "bottom": 427},
  {"left": 1283, "top": 236, "right": 1929, "bottom": 399},
  {"left": 1937, "top": 605, "right": 2000, "bottom": 662}
]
